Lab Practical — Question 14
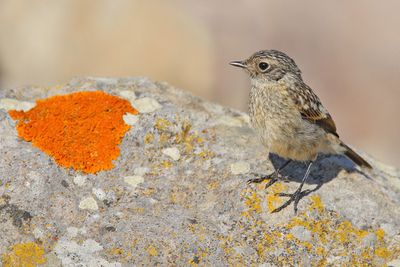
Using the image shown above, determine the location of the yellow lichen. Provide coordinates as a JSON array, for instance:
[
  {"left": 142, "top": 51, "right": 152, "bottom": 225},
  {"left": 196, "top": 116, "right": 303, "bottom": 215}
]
[
  {"left": 158, "top": 133, "right": 170, "bottom": 144},
  {"left": 2, "top": 242, "right": 46, "bottom": 267},
  {"left": 0, "top": 196, "right": 6, "bottom": 205},
  {"left": 146, "top": 245, "right": 158, "bottom": 257},
  {"left": 220, "top": 193, "right": 400, "bottom": 266},
  {"left": 309, "top": 195, "right": 324, "bottom": 212},
  {"left": 144, "top": 133, "right": 154, "bottom": 144},
  {"left": 154, "top": 118, "right": 172, "bottom": 131},
  {"left": 188, "top": 224, "right": 207, "bottom": 242},
  {"left": 375, "top": 228, "right": 385, "bottom": 242},
  {"left": 375, "top": 247, "right": 392, "bottom": 259},
  {"left": 243, "top": 190, "right": 262, "bottom": 215},
  {"left": 285, "top": 233, "right": 294, "bottom": 241},
  {"left": 188, "top": 247, "right": 208, "bottom": 266},
  {"left": 196, "top": 150, "right": 215, "bottom": 159},
  {"left": 133, "top": 207, "right": 145, "bottom": 213},
  {"left": 175, "top": 121, "right": 192, "bottom": 144},
  {"left": 141, "top": 188, "right": 156, "bottom": 196},
  {"left": 316, "top": 247, "right": 326, "bottom": 256},
  {"left": 266, "top": 182, "right": 287, "bottom": 212},
  {"left": 108, "top": 247, "right": 125, "bottom": 256},
  {"left": 161, "top": 160, "right": 173, "bottom": 169},
  {"left": 170, "top": 192, "right": 178, "bottom": 203}
]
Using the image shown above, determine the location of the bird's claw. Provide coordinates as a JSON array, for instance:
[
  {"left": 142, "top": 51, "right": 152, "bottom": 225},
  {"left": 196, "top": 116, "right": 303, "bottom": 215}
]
[
  {"left": 247, "top": 173, "right": 278, "bottom": 189},
  {"left": 271, "top": 188, "right": 310, "bottom": 214},
  {"left": 246, "top": 176, "right": 269, "bottom": 184}
]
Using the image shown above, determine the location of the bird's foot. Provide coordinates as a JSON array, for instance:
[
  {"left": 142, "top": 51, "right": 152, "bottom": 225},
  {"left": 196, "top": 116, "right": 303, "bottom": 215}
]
[
  {"left": 271, "top": 188, "right": 312, "bottom": 214},
  {"left": 247, "top": 172, "right": 279, "bottom": 189}
]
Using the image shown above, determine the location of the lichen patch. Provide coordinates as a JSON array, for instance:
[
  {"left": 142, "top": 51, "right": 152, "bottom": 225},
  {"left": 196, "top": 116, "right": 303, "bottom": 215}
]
[{"left": 9, "top": 91, "right": 138, "bottom": 173}]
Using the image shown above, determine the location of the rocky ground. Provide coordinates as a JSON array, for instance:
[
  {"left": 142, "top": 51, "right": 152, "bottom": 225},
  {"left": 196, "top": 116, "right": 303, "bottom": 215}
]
[{"left": 0, "top": 77, "right": 399, "bottom": 266}]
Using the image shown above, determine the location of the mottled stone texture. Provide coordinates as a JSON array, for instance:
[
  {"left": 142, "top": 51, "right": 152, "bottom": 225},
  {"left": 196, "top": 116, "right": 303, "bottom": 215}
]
[{"left": 0, "top": 77, "right": 399, "bottom": 266}]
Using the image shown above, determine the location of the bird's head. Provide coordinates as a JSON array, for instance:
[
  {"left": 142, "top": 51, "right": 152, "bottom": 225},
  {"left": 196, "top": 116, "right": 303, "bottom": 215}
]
[{"left": 230, "top": 50, "right": 302, "bottom": 82}]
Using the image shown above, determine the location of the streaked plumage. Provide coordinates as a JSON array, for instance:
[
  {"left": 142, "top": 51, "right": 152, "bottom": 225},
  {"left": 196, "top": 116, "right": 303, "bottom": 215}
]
[{"left": 230, "top": 49, "right": 371, "bottom": 213}]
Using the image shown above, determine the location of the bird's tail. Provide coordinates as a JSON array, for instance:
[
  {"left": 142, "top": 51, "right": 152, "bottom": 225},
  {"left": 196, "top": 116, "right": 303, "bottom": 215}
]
[{"left": 341, "top": 142, "right": 372, "bottom": 169}]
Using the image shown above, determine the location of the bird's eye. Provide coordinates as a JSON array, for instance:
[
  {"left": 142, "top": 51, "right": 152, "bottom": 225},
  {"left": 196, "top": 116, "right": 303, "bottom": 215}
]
[{"left": 258, "top": 62, "right": 269, "bottom": 72}]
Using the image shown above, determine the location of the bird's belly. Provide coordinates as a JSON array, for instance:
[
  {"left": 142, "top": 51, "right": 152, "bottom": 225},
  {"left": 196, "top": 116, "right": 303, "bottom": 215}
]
[
  {"left": 251, "top": 111, "right": 325, "bottom": 161},
  {"left": 270, "top": 137, "right": 319, "bottom": 161}
]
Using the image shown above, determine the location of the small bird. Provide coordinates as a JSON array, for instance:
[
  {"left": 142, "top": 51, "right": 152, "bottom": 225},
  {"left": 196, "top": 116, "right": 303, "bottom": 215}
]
[{"left": 230, "top": 50, "right": 372, "bottom": 214}]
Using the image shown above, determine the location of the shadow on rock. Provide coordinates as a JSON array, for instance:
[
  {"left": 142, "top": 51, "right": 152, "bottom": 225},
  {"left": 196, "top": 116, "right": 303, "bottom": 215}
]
[{"left": 268, "top": 153, "right": 367, "bottom": 186}]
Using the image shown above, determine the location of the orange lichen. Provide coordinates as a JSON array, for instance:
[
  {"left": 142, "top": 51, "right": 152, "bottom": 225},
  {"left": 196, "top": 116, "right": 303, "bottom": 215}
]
[
  {"left": 2, "top": 242, "right": 46, "bottom": 267},
  {"left": 9, "top": 91, "right": 137, "bottom": 173}
]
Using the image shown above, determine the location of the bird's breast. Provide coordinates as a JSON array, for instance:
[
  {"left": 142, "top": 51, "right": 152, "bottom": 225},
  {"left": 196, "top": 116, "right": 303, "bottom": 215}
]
[{"left": 248, "top": 84, "right": 299, "bottom": 146}]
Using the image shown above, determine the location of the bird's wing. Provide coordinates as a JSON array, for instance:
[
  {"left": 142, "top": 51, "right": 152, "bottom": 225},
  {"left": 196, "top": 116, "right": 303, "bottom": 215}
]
[{"left": 289, "top": 82, "right": 339, "bottom": 137}]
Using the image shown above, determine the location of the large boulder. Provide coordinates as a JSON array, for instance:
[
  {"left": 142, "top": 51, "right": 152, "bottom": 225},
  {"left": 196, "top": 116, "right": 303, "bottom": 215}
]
[{"left": 0, "top": 77, "right": 399, "bottom": 266}]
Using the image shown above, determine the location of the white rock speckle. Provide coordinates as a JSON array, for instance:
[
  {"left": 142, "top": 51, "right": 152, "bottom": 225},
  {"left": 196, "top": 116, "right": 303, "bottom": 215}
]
[
  {"left": 118, "top": 90, "right": 136, "bottom": 101},
  {"left": 162, "top": 147, "right": 181, "bottom": 161},
  {"left": 361, "top": 233, "right": 377, "bottom": 247},
  {"left": 123, "top": 113, "right": 139, "bottom": 126},
  {"left": 230, "top": 162, "right": 250, "bottom": 175},
  {"left": 290, "top": 226, "right": 312, "bottom": 242},
  {"left": 73, "top": 175, "right": 87, "bottom": 186},
  {"left": 92, "top": 188, "right": 106, "bottom": 201},
  {"left": 82, "top": 239, "right": 103, "bottom": 253},
  {"left": 134, "top": 167, "right": 149, "bottom": 176},
  {"left": 380, "top": 223, "right": 397, "bottom": 237},
  {"left": 66, "top": 227, "right": 79, "bottom": 238},
  {"left": 124, "top": 175, "right": 144, "bottom": 188},
  {"left": 33, "top": 227, "right": 44, "bottom": 239},
  {"left": 79, "top": 197, "right": 98, "bottom": 211},
  {"left": 387, "top": 258, "right": 400, "bottom": 267},
  {"left": 0, "top": 98, "right": 35, "bottom": 111},
  {"left": 132, "top": 97, "right": 162, "bottom": 113},
  {"left": 216, "top": 115, "right": 244, "bottom": 127},
  {"left": 55, "top": 238, "right": 121, "bottom": 267},
  {"left": 115, "top": 212, "right": 124, "bottom": 218}
]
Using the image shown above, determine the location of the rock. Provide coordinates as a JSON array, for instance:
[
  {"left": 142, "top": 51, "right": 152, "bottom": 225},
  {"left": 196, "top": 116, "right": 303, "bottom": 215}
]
[
  {"left": 290, "top": 226, "right": 312, "bottom": 242},
  {"left": 124, "top": 175, "right": 144, "bottom": 188},
  {"left": 92, "top": 188, "right": 107, "bottom": 201},
  {"left": 79, "top": 197, "right": 99, "bottom": 211},
  {"left": 122, "top": 113, "right": 139, "bottom": 126},
  {"left": 118, "top": 90, "right": 136, "bottom": 102},
  {"left": 388, "top": 258, "right": 400, "bottom": 267},
  {"left": 0, "top": 77, "right": 399, "bottom": 266},
  {"left": 134, "top": 167, "right": 150, "bottom": 176},
  {"left": 230, "top": 161, "right": 251, "bottom": 175},
  {"left": 33, "top": 227, "right": 44, "bottom": 239},
  {"left": 162, "top": 147, "right": 181, "bottom": 161},
  {"left": 0, "top": 98, "right": 35, "bottom": 111},
  {"left": 73, "top": 175, "right": 87, "bottom": 186},
  {"left": 54, "top": 238, "right": 120, "bottom": 267},
  {"left": 131, "top": 97, "right": 162, "bottom": 113}
]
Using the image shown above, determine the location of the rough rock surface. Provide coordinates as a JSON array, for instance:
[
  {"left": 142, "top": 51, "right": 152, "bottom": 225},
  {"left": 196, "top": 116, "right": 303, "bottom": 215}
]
[{"left": 0, "top": 77, "right": 399, "bottom": 266}]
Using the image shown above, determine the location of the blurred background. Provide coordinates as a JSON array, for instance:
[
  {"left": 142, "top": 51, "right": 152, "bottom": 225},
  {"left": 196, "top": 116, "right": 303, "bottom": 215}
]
[{"left": 0, "top": 0, "right": 399, "bottom": 167}]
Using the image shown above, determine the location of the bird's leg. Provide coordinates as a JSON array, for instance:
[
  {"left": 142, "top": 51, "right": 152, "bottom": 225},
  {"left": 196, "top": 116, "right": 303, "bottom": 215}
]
[
  {"left": 271, "top": 161, "right": 313, "bottom": 214},
  {"left": 247, "top": 160, "right": 292, "bottom": 189}
]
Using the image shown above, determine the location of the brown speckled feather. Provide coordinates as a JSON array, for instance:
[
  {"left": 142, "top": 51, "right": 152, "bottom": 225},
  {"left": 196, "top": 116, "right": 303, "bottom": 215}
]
[{"left": 289, "top": 82, "right": 339, "bottom": 137}]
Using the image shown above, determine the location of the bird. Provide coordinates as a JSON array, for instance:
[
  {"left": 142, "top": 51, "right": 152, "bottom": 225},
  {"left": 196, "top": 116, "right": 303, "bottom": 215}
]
[{"left": 230, "top": 49, "right": 372, "bottom": 214}]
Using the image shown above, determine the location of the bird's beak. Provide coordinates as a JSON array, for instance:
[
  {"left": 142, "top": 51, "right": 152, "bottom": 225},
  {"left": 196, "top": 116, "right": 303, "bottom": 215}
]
[{"left": 229, "top": 60, "right": 247, "bottom": 69}]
